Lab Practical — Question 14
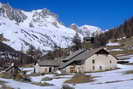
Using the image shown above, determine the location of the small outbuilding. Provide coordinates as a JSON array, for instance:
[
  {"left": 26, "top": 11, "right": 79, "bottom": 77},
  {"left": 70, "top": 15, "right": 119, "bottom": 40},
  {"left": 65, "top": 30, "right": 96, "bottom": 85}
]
[
  {"left": 34, "top": 59, "right": 59, "bottom": 73},
  {"left": 59, "top": 47, "right": 118, "bottom": 73}
]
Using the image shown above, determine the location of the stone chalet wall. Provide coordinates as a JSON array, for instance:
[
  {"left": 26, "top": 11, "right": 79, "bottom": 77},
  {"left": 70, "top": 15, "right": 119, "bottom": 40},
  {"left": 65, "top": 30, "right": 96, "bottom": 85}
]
[{"left": 63, "top": 54, "right": 117, "bottom": 73}]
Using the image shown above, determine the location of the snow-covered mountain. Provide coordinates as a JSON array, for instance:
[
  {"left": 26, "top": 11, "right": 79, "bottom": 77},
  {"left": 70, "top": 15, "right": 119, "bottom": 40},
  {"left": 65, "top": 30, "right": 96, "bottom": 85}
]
[
  {"left": 0, "top": 3, "right": 83, "bottom": 53},
  {"left": 71, "top": 24, "right": 102, "bottom": 37},
  {"left": 0, "top": 3, "right": 102, "bottom": 53}
]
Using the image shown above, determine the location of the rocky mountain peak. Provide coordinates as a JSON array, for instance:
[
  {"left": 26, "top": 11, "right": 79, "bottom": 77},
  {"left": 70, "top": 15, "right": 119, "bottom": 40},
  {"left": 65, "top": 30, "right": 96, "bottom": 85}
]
[
  {"left": 41, "top": 8, "right": 58, "bottom": 18},
  {"left": 71, "top": 23, "right": 79, "bottom": 31},
  {"left": 32, "top": 8, "right": 58, "bottom": 19},
  {"left": 0, "top": 3, "right": 27, "bottom": 23},
  {"left": 0, "top": 2, "right": 79, "bottom": 53}
]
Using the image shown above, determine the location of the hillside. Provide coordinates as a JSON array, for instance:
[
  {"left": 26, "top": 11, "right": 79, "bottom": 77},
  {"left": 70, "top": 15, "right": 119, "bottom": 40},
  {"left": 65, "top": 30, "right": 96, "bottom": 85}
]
[
  {"left": 94, "top": 17, "right": 133, "bottom": 47},
  {"left": 106, "top": 37, "right": 133, "bottom": 56}
]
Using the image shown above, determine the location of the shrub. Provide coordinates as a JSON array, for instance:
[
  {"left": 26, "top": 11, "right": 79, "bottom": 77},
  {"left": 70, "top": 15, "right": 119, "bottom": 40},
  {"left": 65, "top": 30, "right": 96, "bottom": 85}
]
[
  {"left": 41, "top": 77, "right": 53, "bottom": 81},
  {"left": 61, "top": 84, "right": 75, "bottom": 89},
  {"left": 14, "top": 73, "right": 31, "bottom": 82}
]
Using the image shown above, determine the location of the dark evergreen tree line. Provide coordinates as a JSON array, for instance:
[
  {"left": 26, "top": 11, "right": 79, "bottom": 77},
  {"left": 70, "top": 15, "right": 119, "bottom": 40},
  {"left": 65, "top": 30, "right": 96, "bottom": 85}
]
[{"left": 94, "top": 17, "right": 133, "bottom": 47}]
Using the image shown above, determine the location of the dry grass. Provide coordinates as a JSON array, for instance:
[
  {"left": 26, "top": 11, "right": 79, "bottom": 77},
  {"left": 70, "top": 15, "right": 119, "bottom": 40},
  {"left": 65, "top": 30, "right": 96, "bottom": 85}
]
[
  {"left": 22, "top": 64, "right": 34, "bottom": 68},
  {"left": 41, "top": 77, "right": 53, "bottom": 81},
  {"left": 32, "top": 82, "right": 53, "bottom": 86},
  {"left": 0, "top": 80, "right": 14, "bottom": 89},
  {"left": 107, "top": 37, "right": 133, "bottom": 56},
  {"left": 107, "top": 45, "right": 123, "bottom": 50},
  {"left": 0, "top": 85, "right": 14, "bottom": 89},
  {"left": 110, "top": 50, "right": 133, "bottom": 56},
  {"left": 124, "top": 70, "right": 133, "bottom": 74},
  {"left": 83, "top": 42, "right": 93, "bottom": 49},
  {"left": 0, "top": 73, "right": 12, "bottom": 79},
  {"left": 28, "top": 72, "right": 43, "bottom": 76},
  {"left": 0, "top": 72, "right": 31, "bottom": 82},
  {"left": 55, "top": 73, "right": 71, "bottom": 76},
  {"left": 65, "top": 73, "right": 95, "bottom": 84}
]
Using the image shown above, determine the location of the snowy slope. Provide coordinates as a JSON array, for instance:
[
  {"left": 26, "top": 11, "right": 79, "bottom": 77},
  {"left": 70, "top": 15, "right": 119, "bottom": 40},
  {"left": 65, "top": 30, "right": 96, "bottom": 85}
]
[
  {"left": 71, "top": 24, "right": 102, "bottom": 37},
  {"left": 0, "top": 3, "right": 83, "bottom": 53},
  {"left": 78, "top": 25, "right": 102, "bottom": 37}
]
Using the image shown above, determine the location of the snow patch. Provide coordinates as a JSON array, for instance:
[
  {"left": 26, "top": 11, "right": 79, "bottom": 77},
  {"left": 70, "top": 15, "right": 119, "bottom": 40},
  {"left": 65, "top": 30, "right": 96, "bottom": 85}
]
[
  {"left": 106, "top": 42, "right": 120, "bottom": 46},
  {"left": 127, "top": 57, "right": 133, "bottom": 63},
  {"left": 110, "top": 49, "right": 123, "bottom": 51},
  {"left": 0, "top": 78, "right": 58, "bottom": 89}
]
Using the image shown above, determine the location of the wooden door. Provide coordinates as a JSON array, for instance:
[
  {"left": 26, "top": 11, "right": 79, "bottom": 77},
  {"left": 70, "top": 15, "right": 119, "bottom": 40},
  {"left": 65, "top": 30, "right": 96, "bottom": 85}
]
[{"left": 70, "top": 66, "right": 76, "bottom": 73}]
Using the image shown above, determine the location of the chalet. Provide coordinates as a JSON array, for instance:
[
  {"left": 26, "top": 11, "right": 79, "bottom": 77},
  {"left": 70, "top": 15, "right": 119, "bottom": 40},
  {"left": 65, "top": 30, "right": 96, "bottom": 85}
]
[
  {"left": 59, "top": 47, "right": 118, "bottom": 73},
  {"left": 34, "top": 47, "right": 118, "bottom": 74},
  {"left": 34, "top": 59, "right": 59, "bottom": 73}
]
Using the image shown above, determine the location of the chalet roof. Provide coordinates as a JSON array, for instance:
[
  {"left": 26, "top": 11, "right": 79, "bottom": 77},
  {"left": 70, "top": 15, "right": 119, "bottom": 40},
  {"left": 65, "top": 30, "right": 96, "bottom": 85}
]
[
  {"left": 38, "top": 59, "right": 59, "bottom": 66},
  {"left": 62, "top": 49, "right": 86, "bottom": 61},
  {"left": 59, "top": 47, "right": 109, "bottom": 69}
]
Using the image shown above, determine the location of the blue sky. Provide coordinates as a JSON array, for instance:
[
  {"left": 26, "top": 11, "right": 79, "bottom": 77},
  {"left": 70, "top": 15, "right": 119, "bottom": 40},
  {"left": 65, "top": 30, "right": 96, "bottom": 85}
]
[{"left": 0, "top": 0, "right": 133, "bottom": 29}]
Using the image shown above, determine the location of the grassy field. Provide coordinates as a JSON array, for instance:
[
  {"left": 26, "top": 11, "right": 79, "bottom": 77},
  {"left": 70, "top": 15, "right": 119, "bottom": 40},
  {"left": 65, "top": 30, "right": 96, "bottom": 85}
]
[
  {"left": 124, "top": 70, "right": 133, "bottom": 74},
  {"left": 110, "top": 50, "right": 133, "bottom": 56}
]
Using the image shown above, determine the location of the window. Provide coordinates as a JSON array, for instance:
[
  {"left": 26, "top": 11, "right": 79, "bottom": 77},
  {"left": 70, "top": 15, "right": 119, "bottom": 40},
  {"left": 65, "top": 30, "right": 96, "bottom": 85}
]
[
  {"left": 99, "top": 66, "right": 102, "bottom": 70},
  {"left": 110, "top": 60, "right": 112, "bottom": 64},
  {"left": 92, "top": 66, "right": 95, "bottom": 70},
  {"left": 49, "top": 67, "right": 52, "bottom": 72},
  {"left": 92, "top": 60, "right": 95, "bottom": 64},
  {"left": 70, "top": 66, "right": 76, "bottom": 73}
]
